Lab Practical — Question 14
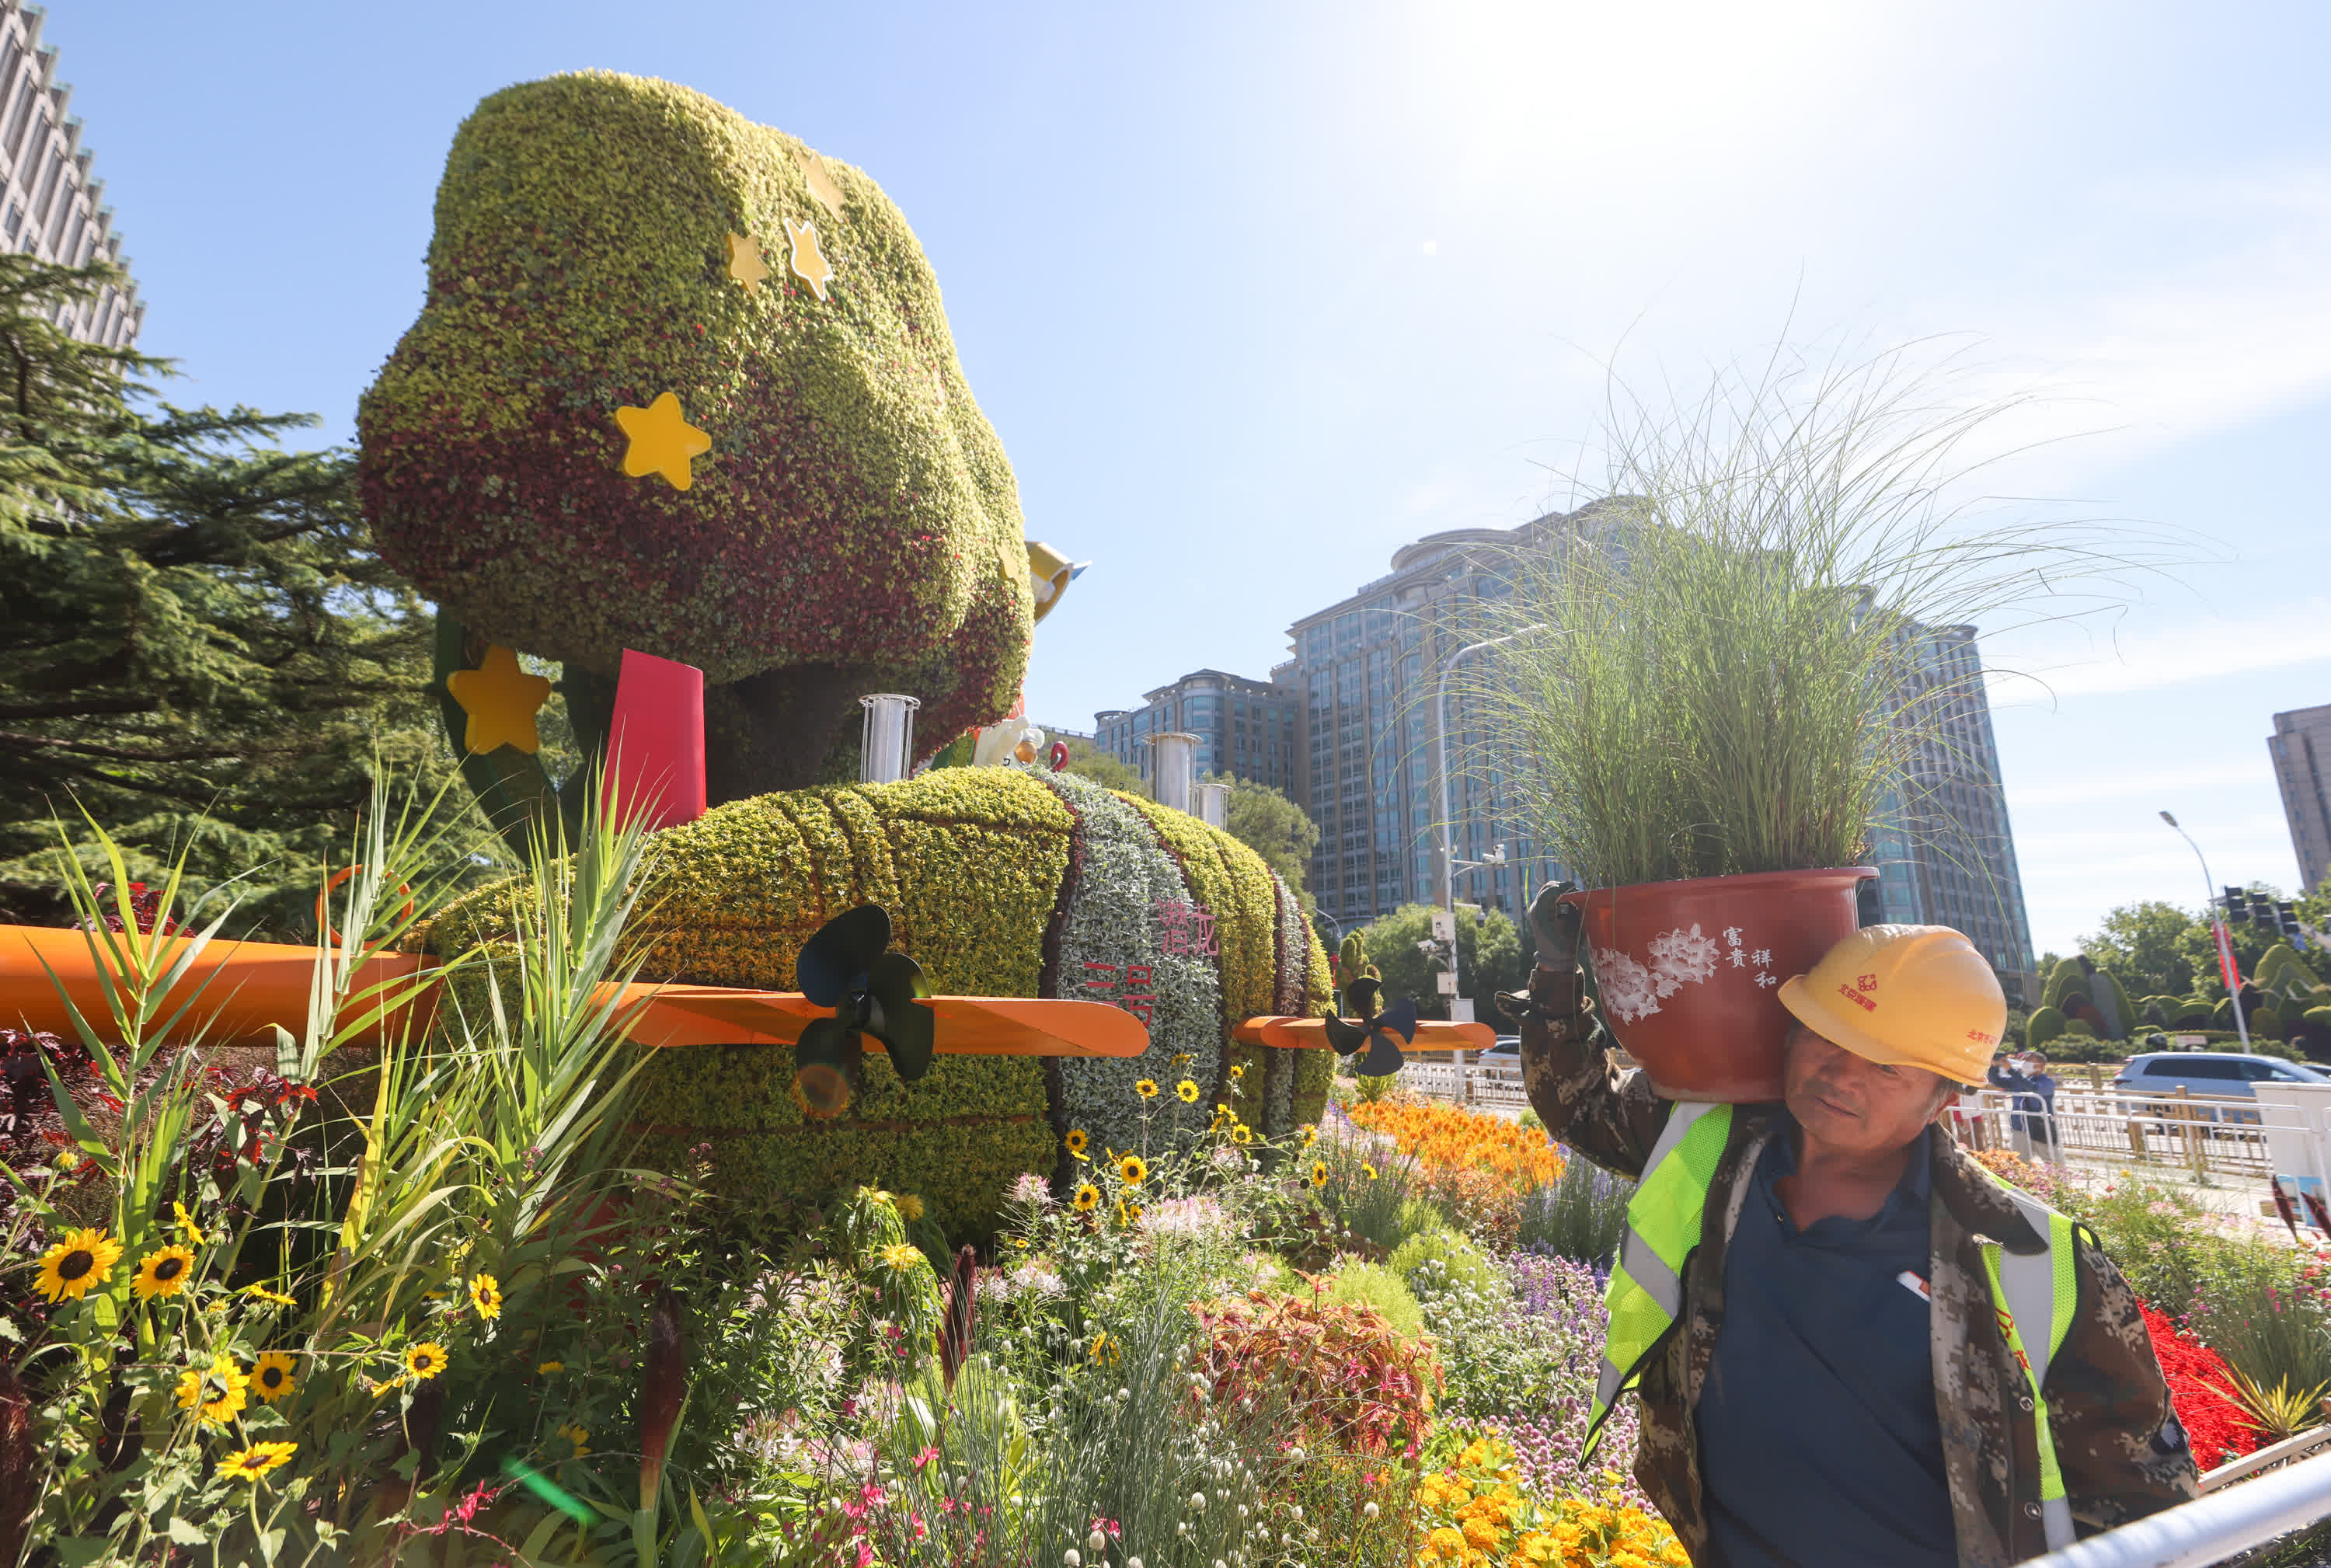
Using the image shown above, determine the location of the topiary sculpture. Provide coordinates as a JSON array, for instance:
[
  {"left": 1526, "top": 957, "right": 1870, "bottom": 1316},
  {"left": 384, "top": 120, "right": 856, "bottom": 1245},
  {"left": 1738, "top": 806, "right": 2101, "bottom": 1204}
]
[
  {"left": 360, "top": 72, "right": 1036, "bottom": 842},
  {"left": 416, "top": 765, "right": 1332, "bottom": 1235},
  {"left": 2024, "top": 1005, "right": 2066, "bottom": 1051}
]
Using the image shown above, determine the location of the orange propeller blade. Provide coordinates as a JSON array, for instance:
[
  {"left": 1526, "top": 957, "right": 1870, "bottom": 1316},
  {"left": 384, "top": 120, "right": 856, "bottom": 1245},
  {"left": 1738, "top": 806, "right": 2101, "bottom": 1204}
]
[
  {"left": 611, "top": 983, "right": 1149, "bottom": 1058},
  {"left": 1232, "top": 1015, "right": 1497, "bottom": 1052}
]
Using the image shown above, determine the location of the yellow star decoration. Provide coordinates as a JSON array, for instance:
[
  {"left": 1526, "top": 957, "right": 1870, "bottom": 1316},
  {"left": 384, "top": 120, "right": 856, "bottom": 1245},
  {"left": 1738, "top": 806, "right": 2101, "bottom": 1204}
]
[
  {"left": 445, "top": 646, "right": 552, "bottom": 756},
  {"left": 785, "top": 217, "right": 834, "bottom": 301},
  {"left": 615, "top": 391, "right": 713, "bottom": 491},
  {"left": 800, "top": 150, "right": 845, "bottom": 215},
  {"left": 725, "top": 232, "right": 769, "bottom": 289}
]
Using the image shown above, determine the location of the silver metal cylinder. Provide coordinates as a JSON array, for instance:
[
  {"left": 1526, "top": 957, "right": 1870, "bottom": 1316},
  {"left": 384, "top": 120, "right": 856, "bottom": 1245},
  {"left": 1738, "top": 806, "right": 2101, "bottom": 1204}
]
[
  {"left": 1146, "top": 731, "right": 1198, "bottom": 814},
  {"left": 859, "top": 693, "right": 922, "bottom": 783},
  {"left": 1196, "top": 779, "right": 1229, "bottom": 828}
]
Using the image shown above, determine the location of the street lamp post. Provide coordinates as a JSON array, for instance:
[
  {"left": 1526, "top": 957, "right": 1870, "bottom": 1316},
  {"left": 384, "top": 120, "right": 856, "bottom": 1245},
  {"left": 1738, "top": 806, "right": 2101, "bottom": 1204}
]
[
  {"left": 1431, "top": 627, "right": 1542, "bottom": 1048},
  {"left": 2160, "top": 810, "right": 2251, "bottom": 1052}
]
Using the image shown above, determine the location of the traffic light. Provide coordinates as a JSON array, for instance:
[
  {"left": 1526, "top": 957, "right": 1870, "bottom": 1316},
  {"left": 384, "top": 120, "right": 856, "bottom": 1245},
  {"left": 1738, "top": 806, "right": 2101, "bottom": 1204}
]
[
  {"left": 2223, "top": 887, "right": 2250, "bottom": 922},
  {"left": 2276, "top": 901, "right": 2305, "bottom": 940}
]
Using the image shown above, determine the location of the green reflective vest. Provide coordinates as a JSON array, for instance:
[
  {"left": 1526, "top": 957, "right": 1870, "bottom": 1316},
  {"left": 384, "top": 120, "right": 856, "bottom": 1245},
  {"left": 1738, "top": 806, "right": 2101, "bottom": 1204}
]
[{"left": 1586, "top": 1106, "right": 2082, "bottom": 1553}]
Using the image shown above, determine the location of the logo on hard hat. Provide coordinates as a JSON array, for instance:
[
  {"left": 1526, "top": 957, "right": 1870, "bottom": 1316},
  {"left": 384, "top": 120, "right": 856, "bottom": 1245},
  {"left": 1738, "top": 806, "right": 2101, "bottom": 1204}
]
[
  {"left": 1836, "top": 981, "right": 1878, "bottom": 1014},
  {"left": 1856, "top": 973, "right": 1878, "bottom": 992}
]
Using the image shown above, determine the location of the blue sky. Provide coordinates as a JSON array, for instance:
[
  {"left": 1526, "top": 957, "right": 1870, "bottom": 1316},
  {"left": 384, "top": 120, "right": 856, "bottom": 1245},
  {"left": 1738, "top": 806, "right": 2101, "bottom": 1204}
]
[{"left": 75, "top": 1, "right": 2331, "bottom": 954}]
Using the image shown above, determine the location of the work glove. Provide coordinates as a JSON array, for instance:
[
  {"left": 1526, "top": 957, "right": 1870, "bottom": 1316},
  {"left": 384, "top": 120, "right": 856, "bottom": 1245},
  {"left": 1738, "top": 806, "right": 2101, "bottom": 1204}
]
[{"left": 1497, "top": 881, "right": 1591, "bottom": 1038}]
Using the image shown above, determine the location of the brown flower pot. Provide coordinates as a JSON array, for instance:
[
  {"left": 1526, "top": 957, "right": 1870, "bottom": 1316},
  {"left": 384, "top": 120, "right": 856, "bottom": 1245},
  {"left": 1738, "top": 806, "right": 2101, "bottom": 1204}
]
[{"left": 1562, "top": 867, "right": 1876, "bottom": 1102}]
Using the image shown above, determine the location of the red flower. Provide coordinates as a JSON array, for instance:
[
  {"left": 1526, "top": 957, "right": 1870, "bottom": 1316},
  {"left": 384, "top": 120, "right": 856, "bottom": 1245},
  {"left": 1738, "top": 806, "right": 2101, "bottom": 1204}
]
[{"left": 2140, "top": 1302, "right": 2256, "bottom": 1470}]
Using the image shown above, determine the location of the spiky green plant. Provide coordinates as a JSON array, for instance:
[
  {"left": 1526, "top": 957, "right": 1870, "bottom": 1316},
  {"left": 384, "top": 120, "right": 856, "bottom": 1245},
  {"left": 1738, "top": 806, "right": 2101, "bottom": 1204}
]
[{"left": 1468, "top": 337, "right": 2179, "bottom": 890}]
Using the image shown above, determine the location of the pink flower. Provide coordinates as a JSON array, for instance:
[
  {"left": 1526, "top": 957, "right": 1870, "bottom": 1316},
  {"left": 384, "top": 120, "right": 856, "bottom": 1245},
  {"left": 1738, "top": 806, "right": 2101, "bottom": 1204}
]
[{"left": 913, "top": 1445, "right": 939, "bottom": 1471}]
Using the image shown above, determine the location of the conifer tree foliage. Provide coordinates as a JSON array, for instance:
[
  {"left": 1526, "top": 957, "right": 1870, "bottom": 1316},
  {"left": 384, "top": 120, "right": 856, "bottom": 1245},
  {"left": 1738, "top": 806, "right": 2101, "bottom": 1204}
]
[{"left": 0, "top": 256, "right": 496, "bottom": 930}]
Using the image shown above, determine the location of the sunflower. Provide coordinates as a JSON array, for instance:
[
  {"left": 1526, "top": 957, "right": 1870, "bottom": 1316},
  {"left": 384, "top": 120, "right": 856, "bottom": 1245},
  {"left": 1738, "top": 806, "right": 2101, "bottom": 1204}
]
[
  {"left": 896, "top": 1193, "right": 925, "bottom": 1221},
  {"left": 878, "top": 1242, "right": 926, "bottom": 1277},
  {"left": 1117, "top": 1154, "right": 1148, "bottom": 1187},
  {"left": 131, "top": 1244, "right": 197, "bottom": 1301},
  {"left": 1134, "top": 1079, "right": 1159, "bottom": 1099},
  {"left": 555, "top": 1423, "right": 591, "bottom": 1456},
  {"left": 467, "top": 1273, "right": 503, "bottom": 1321},
  {"left": 1071, "top": 1182, "right": 1101, "bottom": 1213},
  {"left": 1064, "top": 1128, "right": 1090, "bottom": 1161},
  {"left": 242, "top": 1283, "right": 297, "bottom": 1308},
  {"left": 1229, "top": 1064, "right": 1245, "bottom": 1080},
  {"left": 1230, "top": 1124, "right": 1255, "bottom": 1146},
  {"left": 403, "top": 1342, "right": 448, "bottom": 1382},
  {"left": 217, "top": 1441, "right": 297, "bottom": 1483},
  {"left": 1310, "top": 1160, "right": 1330, "bottom": 1189},
  {"left": 1176, "top": 1079, "right": 1200, "bottom": 1103},
  {"left": 537, "top": 1360, "right": 565, "bottom": 1375},
  {"left": 172, "top": 1201, "right": 207, "bottom": 1246},
  {"left": 1117, "top": 1200, "right": 1145, "bottom": 1228},
  {"left": 1089, "top": 1329, "right": 1120, "bottom": 1366},
  {"left": 34, "top": 1228, "right": 120, "bottom": 1304},
  {"left": 250, "top": 1351, "right": 298, "bottom": 1404},
  {"left": 176, "top": 1351, "right": 249, "bottom": 1425},
  {"left": 1171, "top": 1051, "right": 1191, "bottom": 1066},
  {"left": 1301, "top": 1124, "right": 1320, "bottom": 1148},
  {"left": 1363, "top": 1162, "right": 1380, "bottom": 1180}
]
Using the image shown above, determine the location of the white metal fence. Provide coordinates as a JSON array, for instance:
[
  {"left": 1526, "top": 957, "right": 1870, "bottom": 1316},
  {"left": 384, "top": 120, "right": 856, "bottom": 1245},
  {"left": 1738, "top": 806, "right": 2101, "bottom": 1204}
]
[
  {"left": 1952, "top": 1086, "right": 2284, "bottom": 1180},
  {"left": 1398, "top": 1051, "right": 1533, "bottom": 1112}
]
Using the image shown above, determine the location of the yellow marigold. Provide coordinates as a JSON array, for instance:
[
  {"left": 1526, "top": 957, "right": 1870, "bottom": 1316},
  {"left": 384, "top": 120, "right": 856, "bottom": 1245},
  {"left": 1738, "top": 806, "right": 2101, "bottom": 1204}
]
[
  {"left": 218, "top": 1441, "right": 296, "bottom": 1483},
  {"left": 250, "top": 1351, "right": 298, "bottom": 1404},
  {"left": 1176, "top": 1078, "right": 1200, "bottom": 1103},
  {"left": 403, "top": 1341, "right": 448, "bottom": 1382},
  {"left": 895, "top": 1193, "right": 924, "bottom": 1221},
  {"left": 35, "top": 1228, "right": 120, "bottom": 1304},
  {"left": 131, "top": 1244, "right": 196, "bottom": 1301},
  {"left": 467, "top": 1273, "right": 503, "bottom": 1320},
  {"left": 1427, "top": 1526, "right": 1465, "bottom": 1553},
  {"left": 1461, "top": 1516, "right": 1498, "bottom": 1549},
  {"left": 1134, "top": 1078, "right": 1159, "bottom": 1099},
  {"left": 176, "top": 1351, "right": 248, "bottom": 1425}
]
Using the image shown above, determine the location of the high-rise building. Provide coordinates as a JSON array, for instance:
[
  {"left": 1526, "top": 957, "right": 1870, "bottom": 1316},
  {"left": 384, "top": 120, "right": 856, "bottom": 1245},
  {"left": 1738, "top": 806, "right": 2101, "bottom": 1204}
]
[
  {"left": 2270, "top": 704, "right": 2331, "bottom": 897},
  {"left": 0, "top": 4, "right": 140, "bottom": 347},
  {"left": 1093, "top": 670, "right": 1298, "bottom": 793},
  {"left": 1277, "top": 501, "right": 2037, "bottom": 993},
  {"left": 1280, "top": 506, "right": 1625, "bottom": 928},
  {"left": 1862, "top": 622, "right": 2038, "bottom": 995}
]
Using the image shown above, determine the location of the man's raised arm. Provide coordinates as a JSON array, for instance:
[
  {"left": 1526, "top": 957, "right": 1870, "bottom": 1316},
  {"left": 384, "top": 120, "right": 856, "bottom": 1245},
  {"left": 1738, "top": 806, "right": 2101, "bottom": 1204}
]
[{"left": 1500, "top": 883, "right": 1671, "bottom": 1181}]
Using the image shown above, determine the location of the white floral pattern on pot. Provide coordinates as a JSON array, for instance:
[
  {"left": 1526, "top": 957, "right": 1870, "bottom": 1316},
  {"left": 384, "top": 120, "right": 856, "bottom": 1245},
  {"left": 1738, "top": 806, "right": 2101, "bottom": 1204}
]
[{"left": 1593, "top": 922, "right": 1735, "bottom": 1024}]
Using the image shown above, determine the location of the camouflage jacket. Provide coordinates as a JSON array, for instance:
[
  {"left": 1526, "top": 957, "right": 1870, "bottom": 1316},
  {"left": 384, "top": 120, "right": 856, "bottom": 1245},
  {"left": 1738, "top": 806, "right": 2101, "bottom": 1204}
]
[{"left": 1517, "top": 983, "right": 2198, "bottom": 1566}]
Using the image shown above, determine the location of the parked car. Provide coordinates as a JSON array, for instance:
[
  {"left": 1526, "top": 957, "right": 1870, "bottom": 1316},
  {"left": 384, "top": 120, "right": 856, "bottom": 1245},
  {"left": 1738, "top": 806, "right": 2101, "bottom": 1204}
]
[
  {"left": 1486, "top": 1035, "right": 1521, "bottom": 1055},
  {"left": 2111, "top": 1051, "right": 2331, "bottom": 1127}
]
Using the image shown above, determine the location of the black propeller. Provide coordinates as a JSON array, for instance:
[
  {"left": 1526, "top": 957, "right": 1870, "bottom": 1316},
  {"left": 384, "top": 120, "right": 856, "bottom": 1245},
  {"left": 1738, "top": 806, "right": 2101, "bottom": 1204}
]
[
  {"left": 792, "top": 904, "right": 936, "bottom": 1117},
  {"left": 1322, "top": 977, "right": 1416, "bottom": 1077}
]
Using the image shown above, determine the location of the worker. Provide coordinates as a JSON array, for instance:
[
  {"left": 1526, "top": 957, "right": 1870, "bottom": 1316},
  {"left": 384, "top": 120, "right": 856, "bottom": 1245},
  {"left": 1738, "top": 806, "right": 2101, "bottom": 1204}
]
[{"left": 1503, "top": 884, "right": 2196, "bottom": 1567}]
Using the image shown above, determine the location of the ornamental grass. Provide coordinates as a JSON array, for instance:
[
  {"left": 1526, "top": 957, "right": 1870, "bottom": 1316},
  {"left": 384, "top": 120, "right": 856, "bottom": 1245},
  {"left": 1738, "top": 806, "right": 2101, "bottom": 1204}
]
[{"left": 1466, "top": 336, "right": 2180, "bottom": 890}]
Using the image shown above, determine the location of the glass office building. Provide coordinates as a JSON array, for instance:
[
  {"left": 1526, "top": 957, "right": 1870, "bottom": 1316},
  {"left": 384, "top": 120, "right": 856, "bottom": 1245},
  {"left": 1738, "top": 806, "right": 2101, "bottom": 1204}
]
[{"left": 1094, "top": 669, "right": 1298, "bottom": 793}]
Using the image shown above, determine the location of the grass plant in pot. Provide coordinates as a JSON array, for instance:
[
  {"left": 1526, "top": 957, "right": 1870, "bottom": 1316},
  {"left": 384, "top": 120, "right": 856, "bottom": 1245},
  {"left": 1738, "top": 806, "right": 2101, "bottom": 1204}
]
[{"left": 1472, "top": 338, "right": 2169, "bottom": 1101}]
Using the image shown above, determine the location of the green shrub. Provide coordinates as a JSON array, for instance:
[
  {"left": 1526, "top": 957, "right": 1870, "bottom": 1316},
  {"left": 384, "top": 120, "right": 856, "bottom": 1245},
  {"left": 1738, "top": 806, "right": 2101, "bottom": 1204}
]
[
  {"left": 2059, "top": 1016, "right": 2097, "bottom": 1038},
  {"left": 1517, "top": 1108, "right": 1545, "bottom": 1132},
  {"left": 2026, "top": 1005, "right": 2067, "bottom": 1048},
  {"left": 1325, "top": 1260, "right": 1426, "bottom": 1342},
  {"left": 1518, "top": 1154, "right": 1636, "bottom": 1268},
  {"left": 2041, "top": 956, "right": 2088, "bottom": 1012},
  {"left": 2186, "top": 1240, "right": 2331, "bottom": 1399},
  {"left": 1388, "top": 1228, "right": 1500, "bottom": 1301}
]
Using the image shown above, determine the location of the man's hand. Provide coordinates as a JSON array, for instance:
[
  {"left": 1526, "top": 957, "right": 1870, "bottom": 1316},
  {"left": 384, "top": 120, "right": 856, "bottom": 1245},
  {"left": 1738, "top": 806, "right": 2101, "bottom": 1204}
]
[
  {"left": 1498, "top": 880, "right": 1590, "bottom": 1030},
  {"left": 1525, "top": 880, "right": 1586, "bottom": 974}
]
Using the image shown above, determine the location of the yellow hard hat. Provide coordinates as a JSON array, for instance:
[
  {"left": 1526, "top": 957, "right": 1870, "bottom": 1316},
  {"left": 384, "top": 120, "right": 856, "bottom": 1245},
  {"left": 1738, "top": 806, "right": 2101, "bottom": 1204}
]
[{"left": 1777, "top": 924, "right": 2005, "bottom": 1085}]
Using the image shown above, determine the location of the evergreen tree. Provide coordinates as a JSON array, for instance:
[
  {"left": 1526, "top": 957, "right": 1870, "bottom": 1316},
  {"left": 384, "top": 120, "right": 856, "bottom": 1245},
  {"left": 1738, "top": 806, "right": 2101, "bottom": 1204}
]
[{"left": 0, "top": 256, "right": 499, "bottom": 931}]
